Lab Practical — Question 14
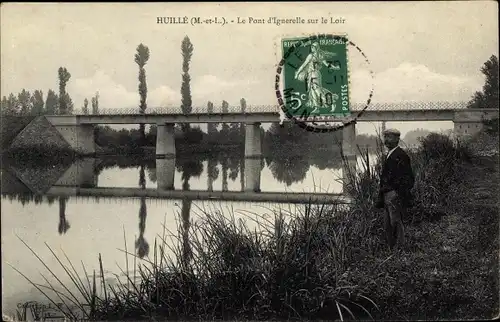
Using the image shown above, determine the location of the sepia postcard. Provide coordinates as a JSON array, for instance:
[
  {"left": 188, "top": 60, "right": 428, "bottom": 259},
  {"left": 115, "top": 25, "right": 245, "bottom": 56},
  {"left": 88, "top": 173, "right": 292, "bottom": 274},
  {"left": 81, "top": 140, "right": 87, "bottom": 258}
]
[{"left": 1, "top": 1, "right": 499, "bottom": 321}]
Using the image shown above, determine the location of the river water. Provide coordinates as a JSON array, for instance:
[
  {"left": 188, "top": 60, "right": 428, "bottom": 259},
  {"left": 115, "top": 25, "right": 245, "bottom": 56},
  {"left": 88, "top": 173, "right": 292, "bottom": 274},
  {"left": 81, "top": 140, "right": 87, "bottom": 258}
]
[{"left": 1, "top": 151, "right": 378, "bottom": 317}]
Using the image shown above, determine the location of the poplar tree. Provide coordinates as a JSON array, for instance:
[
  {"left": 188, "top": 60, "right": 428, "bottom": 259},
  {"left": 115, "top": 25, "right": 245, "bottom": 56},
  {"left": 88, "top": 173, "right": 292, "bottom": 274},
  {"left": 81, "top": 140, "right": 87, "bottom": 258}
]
[
  {"left": 180, "top": 36, "right": 194, "bottom": 133},
  {"left": 135, "top": 43, "right": 150, "bottom": 145}
]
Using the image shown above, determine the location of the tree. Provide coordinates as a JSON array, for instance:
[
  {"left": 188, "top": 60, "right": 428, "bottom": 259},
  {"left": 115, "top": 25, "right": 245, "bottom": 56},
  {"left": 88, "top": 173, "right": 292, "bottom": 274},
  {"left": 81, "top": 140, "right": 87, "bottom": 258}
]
[
  {"left": 180, "top": 36, "right": 194, "bottom": 133},
  {"left": 468, "top": 55, "right": 499, "bottom": 109},
  {"left": 58, "top": 67, "right": 71, "bottom": 114},
  {"left": 82, "top": 98, "right": 89, "bottom": 115},
  {"left": 221, "top": 100, "right": 230, "bottom": 142},
  {"left": 483, "top": 117, "right": 499, "bottom": 135},
  {"left": 240, "top": 98, "right": 247, "bottom": 136},
  {"left": 207, "top": 100, "right": 219, "bottom": 136},
  {"left": 63, "top": 92, "right": 74, "bottom": 115},
  {"left": 266, "top": 121, "right": 306, "bottom": 146},
  {"left": 1, "top": 96, "right": 7, "bottom": 115},
  {"left": 135, "top": 43, "right": 150, "bottom": 145},
  {"left": 18, "top": 89, "right": 31, "bottom": 115},
  {"left": 45, "top": 89, "right": 59, "bottom": 115},
  {"left": 1, "top": 94, "right": 17, "bottom": 115},
  {"left": 207, "top": 101, "right": 215, "bottom": 136},
  {"left": 30, "top": 90, "right": 44, "bottom": 115},
  {"left": 91, "top": 92, "right": 99, "bottom": 114}
]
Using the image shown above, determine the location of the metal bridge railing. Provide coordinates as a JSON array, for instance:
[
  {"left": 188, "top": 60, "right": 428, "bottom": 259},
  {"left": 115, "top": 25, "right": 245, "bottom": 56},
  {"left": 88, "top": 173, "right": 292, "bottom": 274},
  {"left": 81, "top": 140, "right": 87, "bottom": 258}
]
[
  {"left": 69, "top": 101, "right": 470, "bottom": 116},
  {"left": 1, "top": 101, "right": 473, "bottom": 116}
]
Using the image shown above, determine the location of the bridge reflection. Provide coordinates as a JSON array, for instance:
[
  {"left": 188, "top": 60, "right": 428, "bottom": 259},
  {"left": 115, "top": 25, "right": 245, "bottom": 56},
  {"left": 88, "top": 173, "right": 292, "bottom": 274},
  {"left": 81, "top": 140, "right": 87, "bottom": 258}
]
[
  {"left": 3, "top": 157, "right": 354, "bottom": 204},
  {"left": 44, "top": 186, "right": 348, "bottom": 204}
]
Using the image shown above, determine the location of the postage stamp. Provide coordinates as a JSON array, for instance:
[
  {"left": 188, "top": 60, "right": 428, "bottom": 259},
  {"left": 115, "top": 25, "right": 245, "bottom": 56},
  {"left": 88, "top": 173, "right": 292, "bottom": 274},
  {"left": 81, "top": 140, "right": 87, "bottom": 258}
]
[{"left": 280, "top": 34, "right": 350, "bottom": 119}]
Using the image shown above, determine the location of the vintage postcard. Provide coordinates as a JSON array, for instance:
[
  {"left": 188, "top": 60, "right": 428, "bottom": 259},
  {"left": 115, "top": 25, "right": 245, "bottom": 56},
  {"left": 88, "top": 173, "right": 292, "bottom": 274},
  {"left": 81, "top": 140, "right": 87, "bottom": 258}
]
[{"left": 1, "top": 2, "right": 498, "bottom": 321}]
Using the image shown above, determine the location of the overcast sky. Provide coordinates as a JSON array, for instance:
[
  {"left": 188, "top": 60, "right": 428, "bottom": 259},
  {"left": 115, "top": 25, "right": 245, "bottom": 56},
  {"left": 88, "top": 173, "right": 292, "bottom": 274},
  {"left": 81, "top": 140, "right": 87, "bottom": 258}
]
[{"left": 1, "top": 2, "right": 498, "bottom": 134}]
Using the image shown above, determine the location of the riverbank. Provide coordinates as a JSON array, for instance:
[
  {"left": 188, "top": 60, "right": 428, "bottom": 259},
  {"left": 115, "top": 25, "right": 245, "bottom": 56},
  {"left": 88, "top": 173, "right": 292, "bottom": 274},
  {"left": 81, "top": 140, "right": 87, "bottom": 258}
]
[
  {"left": 8, "top": 132, "right": 499, "bottom": 321},
  {"left": 354, "top": 152, "right": 499, "bottom": 320}
]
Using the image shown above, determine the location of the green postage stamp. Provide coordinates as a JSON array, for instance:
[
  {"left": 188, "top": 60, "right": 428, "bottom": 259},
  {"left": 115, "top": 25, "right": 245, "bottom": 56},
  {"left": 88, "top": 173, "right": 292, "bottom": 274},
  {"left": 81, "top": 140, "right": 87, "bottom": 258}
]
[{"left": 279, "top": 34, "right": 351, "bottom": 122}]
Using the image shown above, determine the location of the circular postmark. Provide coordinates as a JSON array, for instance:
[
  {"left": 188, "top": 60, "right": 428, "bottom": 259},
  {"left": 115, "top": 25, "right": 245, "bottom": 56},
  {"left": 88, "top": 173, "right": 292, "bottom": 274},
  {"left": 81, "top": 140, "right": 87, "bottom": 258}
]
[{"left": 275, "top": 33, "right": 374, "bottom": 133}]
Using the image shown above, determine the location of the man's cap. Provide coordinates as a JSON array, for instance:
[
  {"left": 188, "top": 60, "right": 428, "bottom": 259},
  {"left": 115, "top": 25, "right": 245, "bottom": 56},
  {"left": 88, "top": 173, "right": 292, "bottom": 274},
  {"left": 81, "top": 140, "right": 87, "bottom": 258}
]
[{"left": 383, "top": 128, "right": 401, "bottom": 137}]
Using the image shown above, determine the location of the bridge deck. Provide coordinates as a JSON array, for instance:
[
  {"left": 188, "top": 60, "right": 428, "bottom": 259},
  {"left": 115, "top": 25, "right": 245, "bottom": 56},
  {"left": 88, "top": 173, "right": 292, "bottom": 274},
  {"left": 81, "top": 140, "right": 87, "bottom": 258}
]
[
  {"left": 44, "top": 108, "right": 498, "bottom": 125},
  {"left": 47, "top": 186, "right": 351, "bottom": 204}
]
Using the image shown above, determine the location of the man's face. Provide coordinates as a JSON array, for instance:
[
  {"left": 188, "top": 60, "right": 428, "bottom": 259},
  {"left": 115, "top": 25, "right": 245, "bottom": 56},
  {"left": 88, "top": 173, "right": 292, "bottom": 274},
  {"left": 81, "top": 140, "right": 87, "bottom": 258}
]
[{"left": 383, "top": 134, "right": 399, "bottom": 149}]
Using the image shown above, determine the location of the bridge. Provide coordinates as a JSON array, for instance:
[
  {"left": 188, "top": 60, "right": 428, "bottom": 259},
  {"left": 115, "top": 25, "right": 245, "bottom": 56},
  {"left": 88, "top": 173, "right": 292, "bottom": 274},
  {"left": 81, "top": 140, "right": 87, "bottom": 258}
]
[
  {"left": 3, "top": 158, "right": 351, "bottom": 205},
  {"left": 13, "top": 103, "right": 500, "bottom": 158}
]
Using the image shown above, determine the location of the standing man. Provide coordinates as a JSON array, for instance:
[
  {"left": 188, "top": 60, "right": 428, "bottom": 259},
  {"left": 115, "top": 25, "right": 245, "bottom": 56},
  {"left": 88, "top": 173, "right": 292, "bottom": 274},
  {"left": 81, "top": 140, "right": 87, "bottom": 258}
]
[{"left": 376, "top": 128, "right": 415, "bottom": 250}]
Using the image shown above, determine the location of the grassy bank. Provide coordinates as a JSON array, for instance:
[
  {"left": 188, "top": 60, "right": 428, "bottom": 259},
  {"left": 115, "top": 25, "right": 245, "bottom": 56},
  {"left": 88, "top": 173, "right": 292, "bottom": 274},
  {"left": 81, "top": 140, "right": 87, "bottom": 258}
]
[{"left": 10, "top": 132, "right": 499, "bottom": 321}]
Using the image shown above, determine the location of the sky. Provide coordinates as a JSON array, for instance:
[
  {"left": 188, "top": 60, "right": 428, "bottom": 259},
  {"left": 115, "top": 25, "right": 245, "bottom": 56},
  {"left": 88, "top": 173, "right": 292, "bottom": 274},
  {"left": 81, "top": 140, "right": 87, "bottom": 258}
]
[{"left": 1, "top": 1, "right": 498, "bottom": 135}]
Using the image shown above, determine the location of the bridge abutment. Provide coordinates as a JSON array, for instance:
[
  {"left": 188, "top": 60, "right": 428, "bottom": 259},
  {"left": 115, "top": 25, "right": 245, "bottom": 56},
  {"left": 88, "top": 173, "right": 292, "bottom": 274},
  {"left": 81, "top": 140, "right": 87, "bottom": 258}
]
[
  {"left": 453, "top": 121, "right": 482, "bottom": 139},
  {"left": 51, "top": 120, "right": 96, "bottom": 155},
  {"left": 452, "top": 109, "right": 498, "bottom": 139},
  {"left": 156, "top": 123, "right": 176, "bottom": 158},
  {"left": 244, "top": 122, "right": 262, "bottom": 158},
  {"left": 156, "top": 158, "right": 175, "bottom": 190}
]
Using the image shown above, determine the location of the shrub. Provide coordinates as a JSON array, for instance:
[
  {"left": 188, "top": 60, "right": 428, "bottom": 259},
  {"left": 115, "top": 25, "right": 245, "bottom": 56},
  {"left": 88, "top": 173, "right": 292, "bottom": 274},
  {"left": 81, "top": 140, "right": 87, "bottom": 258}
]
[
  {"left": 418, "top": 133, "right": 473, "bottom": 162},
  {"left": 483, "top": 117, "right": 499, "bottom": 135},
  {"left": 405, "top": 133, "right": 475, "bottom": 223}
]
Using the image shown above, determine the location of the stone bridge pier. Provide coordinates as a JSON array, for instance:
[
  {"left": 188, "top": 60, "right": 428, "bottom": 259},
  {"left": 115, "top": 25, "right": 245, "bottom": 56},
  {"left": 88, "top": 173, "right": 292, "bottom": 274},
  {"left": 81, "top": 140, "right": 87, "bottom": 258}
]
[{"left": 156, "top": 123, "right": 176, "bottom": 158}]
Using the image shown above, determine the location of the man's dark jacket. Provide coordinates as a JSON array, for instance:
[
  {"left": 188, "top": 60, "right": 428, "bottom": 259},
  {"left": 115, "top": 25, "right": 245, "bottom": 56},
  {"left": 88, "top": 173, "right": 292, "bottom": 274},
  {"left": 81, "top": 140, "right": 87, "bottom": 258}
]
[{"left": 376, "top": 146, "right": 415, "bottom": 208}]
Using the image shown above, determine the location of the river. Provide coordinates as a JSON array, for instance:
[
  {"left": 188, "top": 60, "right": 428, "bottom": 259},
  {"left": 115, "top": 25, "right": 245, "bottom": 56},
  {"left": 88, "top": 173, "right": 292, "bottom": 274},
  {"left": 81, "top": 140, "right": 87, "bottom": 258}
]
[{"left": 1, "top": 150, "right": 379, "bottom": 317}]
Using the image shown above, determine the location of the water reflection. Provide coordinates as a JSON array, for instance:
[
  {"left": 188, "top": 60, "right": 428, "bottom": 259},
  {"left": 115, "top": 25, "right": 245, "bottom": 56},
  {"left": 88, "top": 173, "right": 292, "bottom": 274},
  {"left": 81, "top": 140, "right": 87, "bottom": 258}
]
[
  {"left": 1, "top": 148, "right": 378, "bottom": 316},
  {"left": 58, "top": 197, "right": 70, "bottom": 235},
  {"left": 268, "top": 153, "right": 310, "bottom": 187},
  {"left": 207, "top": 157, "right": 219, "bottom": 192},
  {"left": 1, "top": 149, "right": 353, "bottom": 207},
  {"left": 136, "top": 165, "right": 149, "bottom": 259},
  {"left": 176, "top": 155, "right": 202, "bottom": 266},
  {"left": 181, "top": 198, "right": 192, "bottom": 268}
]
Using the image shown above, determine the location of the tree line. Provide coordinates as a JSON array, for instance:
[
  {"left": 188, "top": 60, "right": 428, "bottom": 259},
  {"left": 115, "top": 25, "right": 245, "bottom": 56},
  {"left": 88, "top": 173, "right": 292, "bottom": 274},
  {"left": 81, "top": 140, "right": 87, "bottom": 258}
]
[{"left": 1, "top": 67, "right": 100, "bottom": 116}]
